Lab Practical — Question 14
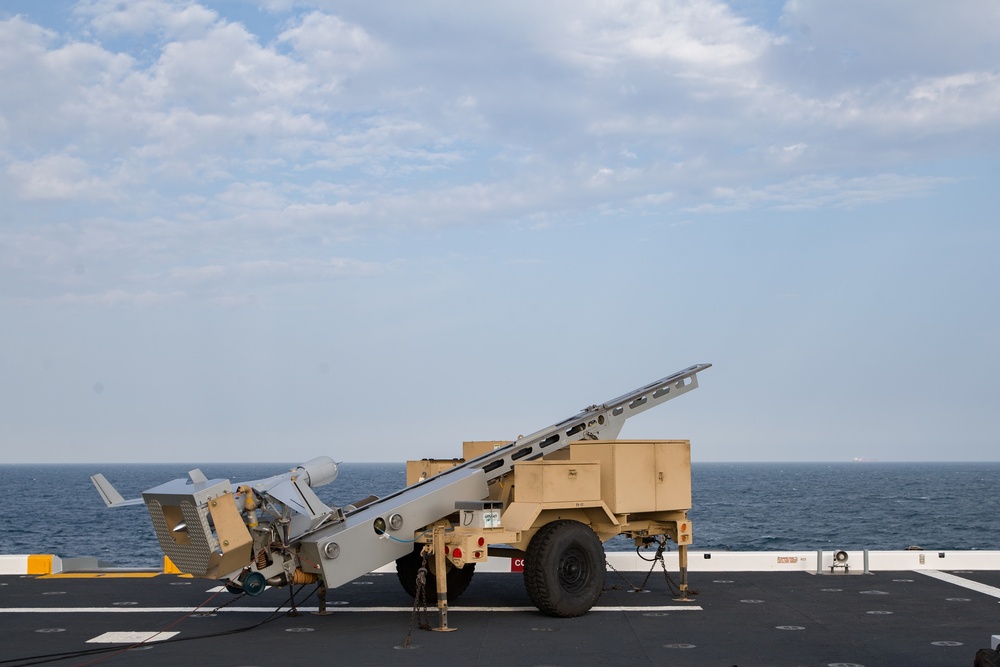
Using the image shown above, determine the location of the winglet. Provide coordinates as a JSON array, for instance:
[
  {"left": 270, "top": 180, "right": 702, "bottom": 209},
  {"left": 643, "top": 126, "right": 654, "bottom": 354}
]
[{"left": 90, "top": 473, "right": 144, "bottom": 507}]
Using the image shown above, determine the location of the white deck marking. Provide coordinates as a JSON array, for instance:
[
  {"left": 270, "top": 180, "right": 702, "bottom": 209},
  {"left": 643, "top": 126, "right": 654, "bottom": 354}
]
[
  {"left": 1, "top": 605, "right": 701, "bottom": 614},
  {"left": 917, "top": 571, "right": 1000, "bottom": 599},
  {"left": 87, "top": 631, "right": 179, "bottom": 643}
]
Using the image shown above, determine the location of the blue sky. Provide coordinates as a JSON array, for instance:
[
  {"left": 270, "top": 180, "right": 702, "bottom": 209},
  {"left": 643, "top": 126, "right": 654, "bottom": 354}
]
[{"left": 2, "top": 0, "right": 998, "bottom": 463}]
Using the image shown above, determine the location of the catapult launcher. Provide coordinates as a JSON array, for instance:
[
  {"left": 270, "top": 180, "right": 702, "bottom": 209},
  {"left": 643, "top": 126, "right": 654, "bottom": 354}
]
[{"left": 94, "top": 363, "right": 710, "bottom": 620}]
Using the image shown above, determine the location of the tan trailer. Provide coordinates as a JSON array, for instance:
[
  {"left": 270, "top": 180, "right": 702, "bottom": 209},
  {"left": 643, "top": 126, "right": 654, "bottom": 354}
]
[{"left": 399, "top": 438, "right": 693, "bottom": 618}]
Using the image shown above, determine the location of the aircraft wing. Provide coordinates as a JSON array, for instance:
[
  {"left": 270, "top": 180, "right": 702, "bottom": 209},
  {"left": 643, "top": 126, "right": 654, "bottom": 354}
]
[{"left": 90, "top": 473, "right": 145, "bottom": 507}]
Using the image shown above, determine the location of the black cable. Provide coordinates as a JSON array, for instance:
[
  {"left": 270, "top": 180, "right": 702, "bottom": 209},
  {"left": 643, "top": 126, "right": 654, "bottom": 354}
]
[
  {"left": 636, "top": 536, "right": 666, "bottom": 562},
  {"left": 3, "top": 585, "right": 317, "bottom": 667}
]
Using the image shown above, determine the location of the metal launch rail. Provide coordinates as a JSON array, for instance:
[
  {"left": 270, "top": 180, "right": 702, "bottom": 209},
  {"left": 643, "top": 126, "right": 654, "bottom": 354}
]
[{"left": 296, "top": 364, "right": 710, "bottom": 588}]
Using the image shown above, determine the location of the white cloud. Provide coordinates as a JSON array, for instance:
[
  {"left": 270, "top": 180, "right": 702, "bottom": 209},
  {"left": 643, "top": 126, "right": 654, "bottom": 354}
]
[
  {"left": 902, "top": 72, "right": 1000, "bottom": 131},
  {"left": 0, "top": 18, "right": 135, "bottom": 151},
  {"left": 632, "top": 191, "right": 676, "bottom": 206},
  {"left": 2, "top": 0, "right": 998, "bottom": 307},
  {"left": 74, "top": 0, "right": 219, "bottom": 40},
  {"left": 780, "top": 0, "right": 1000, "bottom": 83},
  {"left": 48, "top": 288, "right": 185, "bottom": 307},
  {"left": 277, "top": 11, "right": 383, "bottom": 73},
  {"left": 692, "top": 173, "right": 954, "bottom": 213},
  {"left": 574, "top": 0, "right": 775, "bottom": 68},
  {"left": 7, "top": 154, "right": 126, "bottom": 201},
  {"left": 167, "top": 256, "right": 387, "bottom": 285},
  {"left": 3, "top": 2, "right": 999, "bottom": 468}
]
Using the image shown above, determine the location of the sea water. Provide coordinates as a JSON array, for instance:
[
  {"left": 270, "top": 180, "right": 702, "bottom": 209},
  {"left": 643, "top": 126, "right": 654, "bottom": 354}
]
[{"left": 1, "top": 461, "right": 997, "bottom": 568}]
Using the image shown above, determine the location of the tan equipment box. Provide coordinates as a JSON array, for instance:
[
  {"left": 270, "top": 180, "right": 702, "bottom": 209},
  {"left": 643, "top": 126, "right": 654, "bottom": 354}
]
[
  {"left": 406, "top": 459, "right": 463, "bottom": 486},
  {"left": 568, "top": 440, "right": 691, "bottom": 514},
  {"left": 406, "top": 441, "right": 511, "bottom": 486},
  {"left": 462, "top": 440, "right": 509, "bottom": 460},
  {"left": 513, "top": 460, "right": 602, "bottom": 504}
]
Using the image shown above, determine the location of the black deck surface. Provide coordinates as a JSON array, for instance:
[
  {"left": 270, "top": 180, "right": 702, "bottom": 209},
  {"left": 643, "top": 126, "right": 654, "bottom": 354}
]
[{"left": 2, "top": 568, "right": 997, "bottom": 666}]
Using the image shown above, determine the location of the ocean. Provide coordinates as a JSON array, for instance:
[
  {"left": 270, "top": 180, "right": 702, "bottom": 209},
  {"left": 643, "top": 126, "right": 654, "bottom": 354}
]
[{"left": 1, "top": 461, "right": 997, "bottom": 568}]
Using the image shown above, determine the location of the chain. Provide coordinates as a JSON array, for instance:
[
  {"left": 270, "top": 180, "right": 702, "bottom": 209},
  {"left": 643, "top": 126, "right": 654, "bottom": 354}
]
[
  {"left": 604, "top": 558, "right": 634, "bottom": 591},
  {"left": 638, "top": 539, "right": 667, "bottom": 591},
  {"left": 660, "top": 554, "right": 698, "bottom": 597},
  {"left": 642, "top": 538, "right": 689, "bottom": 597},
  {"left": 657, "top": 552, "right": 682, "bottom": 596},
  {"left": 401, "top": 552, "right": 432, "bottom": 648},
  {"left": 604, "top": 539, "right": 662, "bottom": 592},
  {"left": 604, "top": 538, "right": 696, "bottom": 598}
]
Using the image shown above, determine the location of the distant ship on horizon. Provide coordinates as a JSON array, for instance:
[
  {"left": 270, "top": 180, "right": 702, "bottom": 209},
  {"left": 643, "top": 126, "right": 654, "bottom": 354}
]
[{"left": 852, "top": 456, "right": 879, "bottom": 462}]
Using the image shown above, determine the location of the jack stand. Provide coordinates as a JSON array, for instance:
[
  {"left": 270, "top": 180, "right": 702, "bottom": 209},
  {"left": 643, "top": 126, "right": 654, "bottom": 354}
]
[
  {"left": 673, "top": 544, "right": 692, "bottom": 602},
  {"left": 430, "top": 526, "right": 457, "bottom": 632},
  {"left": 287, "top": 583, "right": 300, "bottom": 617},
  {"left": 312, "top": 584, "right": 331, "bottom": 616}
]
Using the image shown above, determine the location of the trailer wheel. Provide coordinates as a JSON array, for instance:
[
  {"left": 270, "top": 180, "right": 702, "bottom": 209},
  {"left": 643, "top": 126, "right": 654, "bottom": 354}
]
[
  {"left": 395, "top": 547, "right": 475, "bottom": 602},
  {"left": 524, "top": 519, "right": 605, "bottom": 617}
]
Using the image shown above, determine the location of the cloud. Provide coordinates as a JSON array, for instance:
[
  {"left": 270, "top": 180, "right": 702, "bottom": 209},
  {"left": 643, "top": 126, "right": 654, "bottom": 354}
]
[
  {"left": 692, "top": 173, "right": 954, "bottom": 213},
  {"left": 277, "top": 11, "right": 384, "bottom": 75},
  {"left": 13, "top": 255, "right": 392, "bottom": 308},
  {"left": 2, "top": 2, "right": 999, "bottom": 468},
  {"left": 166, "top": 256, "right": 388, "bottom": 286},
  {"left": 0, "top": 17, "right": 135, "bottom": 153},
  {"left": 74, "top": 0, "right": 219, "bottom": 39},
  {"left": 47, "top": 288, "right": 185, "bottom": 307},
  {"left": 6, "top": 1, "right": 997, "bottom": 198},
  {"left": 779, "top": 0, "right": 1000, "bottom": 84},
  {"left": 7, "top": 154, "right": 127, "bottom": 201},
  {"left": 556, "top": 0, "right": 776, "bottom": 70},
  {"left": 2, "top": 0, "right": 998, "bottom": 307},
  {"left": 902, "top": 72, "right": 1000, "bottom": 131}
]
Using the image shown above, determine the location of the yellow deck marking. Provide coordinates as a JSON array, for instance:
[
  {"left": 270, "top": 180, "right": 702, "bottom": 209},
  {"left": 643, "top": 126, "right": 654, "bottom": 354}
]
[
  {"left": 38, "top": 573, "right": 162, "bottom": 579},
  {"left": 26, "top": 555, "right": 54, "bottom": 575}
]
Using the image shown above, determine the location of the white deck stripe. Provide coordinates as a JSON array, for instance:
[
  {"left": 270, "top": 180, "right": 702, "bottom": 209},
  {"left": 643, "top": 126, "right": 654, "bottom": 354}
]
[
  {"left": 917, "top": 570, "right": 1000, "bottom": 598},
  {"left": 87, "top": 631, "right": 179, "bottom": 643},
  {"left": 0, "top": 605, "right": 701, "bottom": 614}
]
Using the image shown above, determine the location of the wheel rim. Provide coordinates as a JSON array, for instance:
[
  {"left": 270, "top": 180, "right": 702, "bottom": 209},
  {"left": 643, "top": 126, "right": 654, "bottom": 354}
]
[{"left": 558, "top": 546, "right": 590, "bottom": 593}]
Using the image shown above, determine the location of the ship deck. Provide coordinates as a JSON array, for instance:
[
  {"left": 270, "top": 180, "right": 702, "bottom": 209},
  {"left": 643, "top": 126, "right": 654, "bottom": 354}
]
[{"left": 3, "top": 561, "right": 1000, "bottom": 666}]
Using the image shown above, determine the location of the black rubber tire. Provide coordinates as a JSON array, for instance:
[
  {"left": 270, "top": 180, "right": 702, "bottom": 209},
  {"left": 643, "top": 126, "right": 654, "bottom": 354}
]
[
  {"left": 395, "top": 547, "right": 475, "bottom": 602},
  {"left": 975, "top": 648, "right": 1000, "bottom": 667},
  {"left": 523, "top": 519, "right": 605, "bottom": 617}
]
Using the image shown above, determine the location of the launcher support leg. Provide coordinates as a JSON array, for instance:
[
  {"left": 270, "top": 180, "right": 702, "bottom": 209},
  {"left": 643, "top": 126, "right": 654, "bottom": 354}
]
[
  {"left": 674, "top": 544, "right": 691, "bottom": 602},
  {"left": 287, "top": 582, "right": 300, "bottom": 616},
  {"left": 430, "top": 526, "right": 456, "bottom": 632},
  {"left": 312, "top": 584, "right": 331, "bottom": 616}
]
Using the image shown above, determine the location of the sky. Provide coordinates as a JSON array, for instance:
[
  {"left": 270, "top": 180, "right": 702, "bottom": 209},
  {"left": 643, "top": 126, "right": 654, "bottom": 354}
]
[{"left": 2, "top": 0, "right": 998, "bottom": 464}]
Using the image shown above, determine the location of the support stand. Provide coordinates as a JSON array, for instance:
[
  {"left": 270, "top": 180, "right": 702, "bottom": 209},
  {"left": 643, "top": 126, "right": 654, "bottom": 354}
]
[
  {"left": 673, "top": 544, "right": 692, "bottom": 602},
  {"left": 430, "top": 526, "right": 457, "bottom": 632},
  {"left": 312, "top": 584, "right": 331, "bottom": 616},
  {"left": 287, "top": 583, "right": 300, "bottom": 617}
]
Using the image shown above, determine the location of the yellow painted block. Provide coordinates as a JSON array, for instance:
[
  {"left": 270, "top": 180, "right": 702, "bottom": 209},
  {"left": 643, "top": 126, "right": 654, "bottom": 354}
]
[
  {"left": 27, "top": 554, "right": 53, "bottom": 575},
  {"left": 164, "top": 556, "right": 181, "bottom": 574}
]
